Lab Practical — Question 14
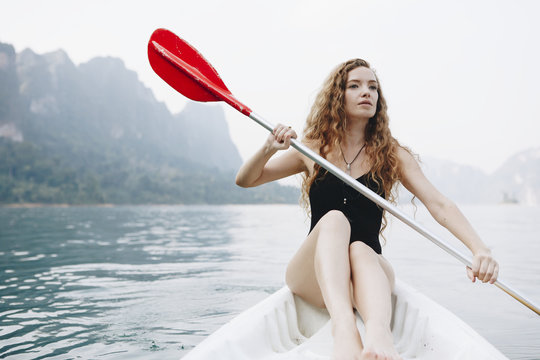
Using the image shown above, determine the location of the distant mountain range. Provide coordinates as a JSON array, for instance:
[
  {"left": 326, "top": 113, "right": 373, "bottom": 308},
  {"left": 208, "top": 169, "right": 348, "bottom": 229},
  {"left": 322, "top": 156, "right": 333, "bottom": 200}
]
[
  {"left": 0, "top": 42, "right": 297, "bottom": 204},
  {"left": 0, "top": 41, "right": 538, "bottom": 206},
  {"left": 399, "top": 148, "right": 540, "bottom": 206}
]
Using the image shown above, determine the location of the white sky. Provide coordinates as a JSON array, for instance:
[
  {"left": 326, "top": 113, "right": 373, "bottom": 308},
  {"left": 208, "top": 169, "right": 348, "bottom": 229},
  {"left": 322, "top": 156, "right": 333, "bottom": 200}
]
[{"left": 1, "top": 0, "right": 539, "bottom": 174}]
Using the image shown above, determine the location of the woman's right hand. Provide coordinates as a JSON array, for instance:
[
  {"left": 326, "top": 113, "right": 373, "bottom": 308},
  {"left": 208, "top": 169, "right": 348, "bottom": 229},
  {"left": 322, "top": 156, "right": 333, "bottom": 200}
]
[
  {"left": 266, "top": 124, "right": 298, "bottom": 152},
  {"left": 236, "top": 123, "right": 303, "bottom": 188}
]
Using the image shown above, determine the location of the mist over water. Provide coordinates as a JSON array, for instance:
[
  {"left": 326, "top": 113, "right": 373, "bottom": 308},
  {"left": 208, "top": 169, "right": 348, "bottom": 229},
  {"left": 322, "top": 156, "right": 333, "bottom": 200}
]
[{"left": 1, "top": 205, "right": 538, "bottom": 359}]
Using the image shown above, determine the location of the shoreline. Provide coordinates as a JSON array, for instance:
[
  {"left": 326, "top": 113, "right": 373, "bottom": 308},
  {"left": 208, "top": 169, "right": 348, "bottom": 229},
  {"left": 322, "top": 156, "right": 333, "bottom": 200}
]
[
  {"left": 0, "top": 202, "right": 297, "bottom": 208},
  {"left": 0, "top": 203, "right": 117, "bottom": 208},
  {"left": 1, "top": 202, "right": 529, "bottom": 209}
]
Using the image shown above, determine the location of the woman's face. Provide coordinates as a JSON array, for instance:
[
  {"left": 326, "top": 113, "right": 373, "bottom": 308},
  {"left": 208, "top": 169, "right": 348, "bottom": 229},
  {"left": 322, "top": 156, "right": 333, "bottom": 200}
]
[{"left": 343, "top": 66, "right": 378, "bottom": 121}]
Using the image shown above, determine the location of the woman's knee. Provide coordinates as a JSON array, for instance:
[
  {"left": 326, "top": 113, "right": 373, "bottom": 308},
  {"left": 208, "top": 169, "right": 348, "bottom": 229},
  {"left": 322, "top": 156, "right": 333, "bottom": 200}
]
[
  {"left": 349, "top": 242, "right": 395, "bottom": 288},
  {"left": 349, "top": 241, "right": 379, "bottom": 265},
  {"left": 318, "top": 210, "right": 351, "bottom": 234}
]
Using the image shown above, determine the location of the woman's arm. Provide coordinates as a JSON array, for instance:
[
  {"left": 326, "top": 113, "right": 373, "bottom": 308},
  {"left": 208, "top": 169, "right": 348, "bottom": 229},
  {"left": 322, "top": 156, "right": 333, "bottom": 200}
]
[
  {"left": 397, "top": 147, "right": 499, "bottom": 284},
  {"left": 235, "top": 124, "right": 306, "bottom": 188}
]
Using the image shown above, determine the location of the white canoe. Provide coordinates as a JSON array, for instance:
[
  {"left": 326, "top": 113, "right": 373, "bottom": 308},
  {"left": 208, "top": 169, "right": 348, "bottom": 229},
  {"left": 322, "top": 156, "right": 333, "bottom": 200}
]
[{"left": 183, "top": 280, "right": 508, "bottom": 359}]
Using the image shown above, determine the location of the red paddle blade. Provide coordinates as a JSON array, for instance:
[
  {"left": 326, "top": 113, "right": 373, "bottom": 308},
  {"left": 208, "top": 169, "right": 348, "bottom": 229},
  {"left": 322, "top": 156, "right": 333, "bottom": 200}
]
[{"left": 148, "top": 28, "right": 251, "bottom": 115}]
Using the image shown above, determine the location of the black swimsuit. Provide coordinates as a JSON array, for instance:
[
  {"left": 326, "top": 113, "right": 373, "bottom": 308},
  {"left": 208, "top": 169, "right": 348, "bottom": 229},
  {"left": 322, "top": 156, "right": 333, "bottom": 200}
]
[{"left": 308, "top": 170, "right": 385, "bottom": 254}]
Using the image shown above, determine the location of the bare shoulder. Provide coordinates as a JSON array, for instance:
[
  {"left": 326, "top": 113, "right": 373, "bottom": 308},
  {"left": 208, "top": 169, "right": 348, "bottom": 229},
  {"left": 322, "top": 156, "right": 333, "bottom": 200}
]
[
  {"left": 396, "top": 145, "right": 418, "bottom": 167},
  {"left": 395, "top": 145, "right": 444, "bottom": 205},
  {"left": 395, "top": 145, "right": 423, "bottom": 186}
]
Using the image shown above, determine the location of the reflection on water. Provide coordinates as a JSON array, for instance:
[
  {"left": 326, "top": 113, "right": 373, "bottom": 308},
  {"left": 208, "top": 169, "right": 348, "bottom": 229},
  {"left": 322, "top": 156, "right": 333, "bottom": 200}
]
[
  {"left": 0, "top": 206, "right": 242, "bottom": 359},
  {"left": 0, "top": 205, "right": 539, "bottom": 359}
]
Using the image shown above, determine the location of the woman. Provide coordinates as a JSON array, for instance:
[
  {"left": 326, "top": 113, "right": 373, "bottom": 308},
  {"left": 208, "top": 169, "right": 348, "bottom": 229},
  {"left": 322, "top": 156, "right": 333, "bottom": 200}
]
[{"left": 235, "top": 59, "right": 499, "bottom": 360}]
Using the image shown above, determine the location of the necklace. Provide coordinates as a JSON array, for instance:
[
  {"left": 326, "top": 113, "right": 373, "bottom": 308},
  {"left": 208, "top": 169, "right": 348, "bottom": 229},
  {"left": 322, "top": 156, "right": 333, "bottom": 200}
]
[{"left": 339, "top": 143, "right": 366, "bottom": 175}]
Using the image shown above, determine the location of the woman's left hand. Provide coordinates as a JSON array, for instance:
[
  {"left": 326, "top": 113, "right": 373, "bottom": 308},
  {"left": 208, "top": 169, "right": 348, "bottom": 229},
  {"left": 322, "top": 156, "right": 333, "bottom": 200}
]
[{"left": 467, "top": 250, "right": 499, "bottom": 284}]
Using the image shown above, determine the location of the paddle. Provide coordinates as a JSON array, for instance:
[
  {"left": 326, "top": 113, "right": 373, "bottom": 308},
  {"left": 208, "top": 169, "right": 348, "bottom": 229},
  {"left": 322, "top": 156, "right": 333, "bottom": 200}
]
[{"left": 148, "top": 28, "right": 540, "bottom": 316}]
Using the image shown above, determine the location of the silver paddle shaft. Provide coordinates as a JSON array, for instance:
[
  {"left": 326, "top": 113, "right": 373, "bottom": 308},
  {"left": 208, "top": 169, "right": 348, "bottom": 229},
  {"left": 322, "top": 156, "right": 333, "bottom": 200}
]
[{"left": 249, "top": 111, "right": 540, "bottom": 316}]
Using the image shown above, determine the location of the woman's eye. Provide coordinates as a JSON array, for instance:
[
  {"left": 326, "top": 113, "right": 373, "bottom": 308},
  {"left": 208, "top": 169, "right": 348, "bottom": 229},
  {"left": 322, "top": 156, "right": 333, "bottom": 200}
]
[
  {"left": 349, "top": 84, "right": 359, "bottom": 88},
  {"left": 369, "top": 85, "right": 378, "bottom": 90}
]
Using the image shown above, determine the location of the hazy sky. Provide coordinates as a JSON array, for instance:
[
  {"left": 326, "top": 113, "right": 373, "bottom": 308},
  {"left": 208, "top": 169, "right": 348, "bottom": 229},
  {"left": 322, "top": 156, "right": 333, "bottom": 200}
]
[{"left": 1, "top": 0, "right": 539, "bottom": 174}]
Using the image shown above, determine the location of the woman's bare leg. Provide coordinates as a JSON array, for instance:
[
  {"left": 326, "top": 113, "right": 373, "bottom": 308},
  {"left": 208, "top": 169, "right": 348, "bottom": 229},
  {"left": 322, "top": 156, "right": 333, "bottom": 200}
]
[
  {"left": 286, "top": 210, "right": 362, "bottom": 360},
  {"left": 349, "top": 242, "right": 401, "bottom": 360}
]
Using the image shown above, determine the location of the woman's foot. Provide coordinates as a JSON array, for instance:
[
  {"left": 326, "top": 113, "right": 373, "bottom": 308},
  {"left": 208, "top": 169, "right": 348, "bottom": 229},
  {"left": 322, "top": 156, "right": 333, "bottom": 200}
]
[
  {"left": 360, "top": 321, "right": 401, "bottom": 360},
  {"left": 331, "top": 317, "right": 363, "bottom": 360}
]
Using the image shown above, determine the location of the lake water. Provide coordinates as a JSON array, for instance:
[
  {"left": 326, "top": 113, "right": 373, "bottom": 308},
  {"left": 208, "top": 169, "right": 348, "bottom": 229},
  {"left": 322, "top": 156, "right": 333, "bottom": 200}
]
[{"left": 0, "top": 204, "right": 539, "bottom": 359}]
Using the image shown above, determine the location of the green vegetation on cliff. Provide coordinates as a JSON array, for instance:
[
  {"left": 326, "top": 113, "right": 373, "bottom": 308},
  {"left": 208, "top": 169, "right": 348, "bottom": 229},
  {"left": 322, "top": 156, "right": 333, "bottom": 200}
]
[{"left": 0, "top": 42, "right": 298, "bottom": 205}]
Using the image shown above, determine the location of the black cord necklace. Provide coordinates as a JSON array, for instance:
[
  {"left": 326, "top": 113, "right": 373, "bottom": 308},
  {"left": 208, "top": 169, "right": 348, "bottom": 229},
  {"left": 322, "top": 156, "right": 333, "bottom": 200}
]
[
  {"left": 339, "top": 142, "right": 366, "bottom": 205},
  {"left": 339, "top": 143, "right": 366, "bottom": 175}
]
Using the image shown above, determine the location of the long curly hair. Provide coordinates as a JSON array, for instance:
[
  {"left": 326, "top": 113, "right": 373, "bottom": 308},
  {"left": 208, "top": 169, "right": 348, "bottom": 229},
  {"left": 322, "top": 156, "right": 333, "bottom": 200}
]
[{"left": 301, "top": 59, "right": 410, "bottom": 237}]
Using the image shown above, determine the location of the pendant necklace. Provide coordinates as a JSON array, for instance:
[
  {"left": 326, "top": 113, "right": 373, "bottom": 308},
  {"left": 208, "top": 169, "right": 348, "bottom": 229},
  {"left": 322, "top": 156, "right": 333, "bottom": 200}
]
[
  {"left": 339, "top": 142, "right": 366, "bottom": 175},
  {"left": 339, "top": 142, "right": 366, "bottom": 205}
]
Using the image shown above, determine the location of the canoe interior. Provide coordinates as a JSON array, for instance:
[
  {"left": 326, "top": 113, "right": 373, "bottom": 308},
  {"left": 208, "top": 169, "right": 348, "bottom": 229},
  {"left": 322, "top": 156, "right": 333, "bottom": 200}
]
[{"left": 183, "top": 280, "right": 508, "bottom": 359}]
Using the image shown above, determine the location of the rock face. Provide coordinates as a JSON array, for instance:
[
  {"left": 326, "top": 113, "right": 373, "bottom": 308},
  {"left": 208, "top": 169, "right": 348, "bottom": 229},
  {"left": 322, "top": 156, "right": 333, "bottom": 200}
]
[
  {"left": 1, "top": 45, "right": 242, "bottom": 171},
  {"left": 175, "top": 103, "right": 242, "bottom": 171},
  {"left": 0, "top": 42, "right": 298, "bottom": 204},
  {"left": 0, "top": 43, "right": 25, "bottom": 142}
]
